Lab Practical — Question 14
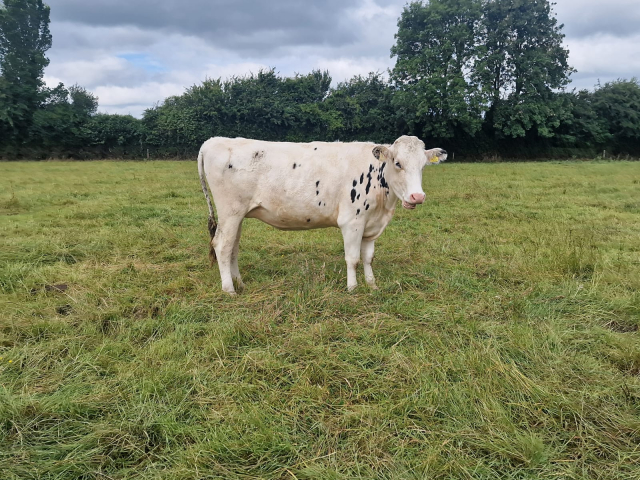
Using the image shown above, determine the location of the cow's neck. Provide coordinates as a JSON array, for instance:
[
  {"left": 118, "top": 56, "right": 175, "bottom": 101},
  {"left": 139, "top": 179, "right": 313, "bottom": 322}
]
[
  {"left": 378, "top": 166, "right": 399, "bottom": 212},
  {"left": 383, "top": 187, "right": 399, "bottom": 212}
]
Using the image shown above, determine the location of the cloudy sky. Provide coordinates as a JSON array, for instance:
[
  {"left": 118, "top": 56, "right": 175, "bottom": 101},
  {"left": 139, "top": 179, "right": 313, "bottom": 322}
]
[{"left": 42, "top": 0, "right": 640, "bottom": 117}]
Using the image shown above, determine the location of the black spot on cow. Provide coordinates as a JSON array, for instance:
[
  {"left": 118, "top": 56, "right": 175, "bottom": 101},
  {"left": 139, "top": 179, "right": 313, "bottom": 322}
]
[
  {"left": 293, "top": 163, "right": 296, "bottom": 169},
  {"left": 314, "top": 147, "right": 318, "bottom": 150},
  {"left": 365, "top": 172, "right": 372, "bottom": 194},
  {"left": 316, "top": 180, "right": 320, "bottom": 187},
  {"left": 318, "top": 201, "right": 322, "bottom": 206},
  {"left": 369, "top": 164, "right": 374, "bottom": 173},
  {"left": 353, "top": 180, "right": 357, "bottom": 187},
  {"left": 357, "top": 209, "right": 360, "bottom": 215},
  {"left": 351, "top": 189, "right": 356, "bottom": 203},
  {"left": 253, "top": 150, "right": 264, "bottom": 160},
  {"left": 228, "top": 164, "right": 233, "bottom": 169},
  {"left": 357, "top": 194, "right": 360, "bottom": 199},
  {"left": 307, "top": 218, "right": 311, "bottom": 222},
  {"left": 316, "top": 190, "right": 319, "bottom": 195},
  {"left": 380, "top": 162, "right": 386, "bottom": 173},
  {"left": 380, "top": 175, "right": 389, "bottom": 190},
  {"left": 366, "top": 204, "right": 370, "bottom": 210},
  {"left": 360, "top": 173, "right": 364, "bottom": 184},
  {"left": 323, "top": 203, "right": 326, "bottom": 206}
]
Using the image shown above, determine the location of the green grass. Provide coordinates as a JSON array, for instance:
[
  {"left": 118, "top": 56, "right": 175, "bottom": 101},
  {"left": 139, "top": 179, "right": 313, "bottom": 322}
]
[{"left": 1, "top": 160, "right": 640, "bottom": 479}]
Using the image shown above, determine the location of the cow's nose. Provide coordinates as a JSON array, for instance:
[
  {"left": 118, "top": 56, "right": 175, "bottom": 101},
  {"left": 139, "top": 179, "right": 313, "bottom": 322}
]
[{"left": 410, "top": 193, "right": 425, "bottom": 204}]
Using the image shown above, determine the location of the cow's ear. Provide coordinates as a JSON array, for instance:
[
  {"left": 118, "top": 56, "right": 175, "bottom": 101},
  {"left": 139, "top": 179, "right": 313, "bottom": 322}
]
[
  {"left": 372, "top": 145, "right": 392, "bottom": 160},
  {"left": 425, "top": 148, "right": 445, "bottom": 165}
]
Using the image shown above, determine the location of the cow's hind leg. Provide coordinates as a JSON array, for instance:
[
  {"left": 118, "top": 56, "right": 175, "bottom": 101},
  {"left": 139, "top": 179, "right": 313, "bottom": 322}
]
[
  {"left": 230, "top": 220, "right": 244, "bottom": 291},
  {"left": 213, "top": 214, "right": 245, "bottom": 294},
  {"left": 361, "top": 239, "right": 378, "bottom": 290}
]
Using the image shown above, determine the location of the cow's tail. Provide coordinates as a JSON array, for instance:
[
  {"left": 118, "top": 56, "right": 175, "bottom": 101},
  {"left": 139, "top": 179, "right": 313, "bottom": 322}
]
[{"left": 198, "top": 149, "right": 217, "bottom": 264}]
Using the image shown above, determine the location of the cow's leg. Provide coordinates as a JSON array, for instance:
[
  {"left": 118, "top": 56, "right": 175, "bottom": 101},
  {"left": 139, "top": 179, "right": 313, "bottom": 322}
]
[
  {"left": 230, "top": 220, "right": 244, "bottom": 291},
  {"left": 213, "top": 214, "right": 244, "bottom": 294},
  {"left": 361, "top": 239, "right": 378, "bottom": 289},
  {"left": 340, "top": 226, "right": 363, "bottom": 291}
]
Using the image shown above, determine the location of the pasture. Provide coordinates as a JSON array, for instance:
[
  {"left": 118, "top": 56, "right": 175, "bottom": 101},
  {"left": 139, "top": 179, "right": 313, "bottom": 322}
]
[{"left": 1, "top": 160, "right": 640, "bottom": 479}]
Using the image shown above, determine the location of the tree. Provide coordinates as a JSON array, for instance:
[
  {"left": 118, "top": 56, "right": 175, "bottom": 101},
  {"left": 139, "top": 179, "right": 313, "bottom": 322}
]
[
  {"left": 0, "top": 0, "right": 52, "bottom": 148},
  {"left": 552, "top": 90, "right": 610, "bottom": 153},
  {"left": 324, "top": 72, "right": 397, "bottom": 143},
  {"left": 85, "top": 113, "right": 144, "bottom": 158},
  {"left": 142, "top": 68, "right": 337, "bottom": 156},
  {"left": 391, "top": 0, "right": 483, "bottom": 142},
  {"left": 28, "top": 82, "right": 73, "bottom": 156},
  {"left": 591, "top": 79, "right": 640, "bottom": 155},
  {"left": 475, "top": 0, "right": 572, "bottom": 139},
  {"left": 69, "top": 84, "right": 98, "bottom": 118},
  {"left": 221, "top": 69, "right": 333, "bottom": 141},
  {"left": 21, "top": 82, "right": 99, "bottom": 158}
]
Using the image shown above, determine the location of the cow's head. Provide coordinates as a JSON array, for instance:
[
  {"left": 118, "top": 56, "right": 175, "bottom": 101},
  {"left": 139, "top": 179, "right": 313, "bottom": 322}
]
[{"left": 372, "top": 136, "right": 447, "bottom": 210}]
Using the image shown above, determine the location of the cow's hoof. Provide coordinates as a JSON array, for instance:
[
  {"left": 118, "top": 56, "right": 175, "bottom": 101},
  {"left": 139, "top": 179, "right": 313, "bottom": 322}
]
[
  {"left": 368, "top": 284, "right": 379, "bottom": 290},
  {"left": 347, "top": 285, "right": 357, "bottom": 292},
  {"left": 233, "top": 279, "right": 245, "bottom": 292}
]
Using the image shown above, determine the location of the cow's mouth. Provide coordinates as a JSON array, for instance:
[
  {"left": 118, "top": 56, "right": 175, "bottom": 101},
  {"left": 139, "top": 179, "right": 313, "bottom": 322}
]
[{"left": 402, "top": 201, "right": 417, "bottom": 210}]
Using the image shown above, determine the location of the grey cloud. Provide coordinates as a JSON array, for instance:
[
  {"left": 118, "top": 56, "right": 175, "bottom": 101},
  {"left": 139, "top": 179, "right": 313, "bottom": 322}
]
[
  {"left": 47, "top": 0, "right": 362, "bottom": 55},
  {"left": 49, "top": 22, "right": 162, "bottom": 52},
  {"left": 554, "top": 0, "right": 640, "bottom": 39},
  {"left": 41, "top": 0, "right": 637, "bottom": 116}
]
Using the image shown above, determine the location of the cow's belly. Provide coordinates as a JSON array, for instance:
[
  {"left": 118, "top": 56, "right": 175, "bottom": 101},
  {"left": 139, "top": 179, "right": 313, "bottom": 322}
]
[{"left": 246, "top": 203, "right": 338, "bottom": 231}]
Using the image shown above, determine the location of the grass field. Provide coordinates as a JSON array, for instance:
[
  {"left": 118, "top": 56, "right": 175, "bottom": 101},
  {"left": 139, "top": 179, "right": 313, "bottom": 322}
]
[{"left": 1, "top": 160, "right": 640, "bottom": 479}]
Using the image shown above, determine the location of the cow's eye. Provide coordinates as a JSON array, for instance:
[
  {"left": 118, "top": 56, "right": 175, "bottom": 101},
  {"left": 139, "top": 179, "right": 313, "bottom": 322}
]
[{"left": 394, "top": 161, "right": 402, "bottom": 169}]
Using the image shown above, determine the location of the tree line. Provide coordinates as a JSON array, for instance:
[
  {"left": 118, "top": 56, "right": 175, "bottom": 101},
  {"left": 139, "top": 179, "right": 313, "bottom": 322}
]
[{"left": 1, "top": 0, "right": 639, "bottom": 161}]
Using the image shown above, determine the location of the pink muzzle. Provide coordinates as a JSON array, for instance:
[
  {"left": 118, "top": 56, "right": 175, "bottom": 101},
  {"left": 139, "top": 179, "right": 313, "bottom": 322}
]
[{"left": 402, "top": 192, "right": 425, "bottom": 210}]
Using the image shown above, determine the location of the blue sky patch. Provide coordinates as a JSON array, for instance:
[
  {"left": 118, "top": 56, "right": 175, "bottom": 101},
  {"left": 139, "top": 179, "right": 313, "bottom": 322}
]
[{"left": 118, "top": 53, "right": 166, "bottom": 73}]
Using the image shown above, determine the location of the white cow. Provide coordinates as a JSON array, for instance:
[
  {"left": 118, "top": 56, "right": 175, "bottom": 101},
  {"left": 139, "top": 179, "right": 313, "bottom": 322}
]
[{"left": 198, "top": 136, "right": 447, "bottom": 294}]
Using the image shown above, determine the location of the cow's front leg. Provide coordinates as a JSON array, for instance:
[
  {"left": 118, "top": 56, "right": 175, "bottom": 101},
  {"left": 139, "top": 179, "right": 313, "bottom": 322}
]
[
  {"left": 361, "top": 239, "right": 378, "bottom": 289},
  {"left": 340, "top": 225, "right": 363, "bottom": 291},
  {"left": 213, "top": 215, "right": 244, "bottom": 294}
]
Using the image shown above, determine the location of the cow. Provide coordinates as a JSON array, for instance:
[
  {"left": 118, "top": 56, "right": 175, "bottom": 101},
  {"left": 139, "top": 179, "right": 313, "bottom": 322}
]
[{"left": 198, "top": 136, "right": 447, "bottom": 294}]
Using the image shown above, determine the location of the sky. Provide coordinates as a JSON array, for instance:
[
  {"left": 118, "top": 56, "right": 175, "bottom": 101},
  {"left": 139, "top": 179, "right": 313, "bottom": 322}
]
[{"left": 42, "top": 0, "right": 640, "bottom": 117}]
